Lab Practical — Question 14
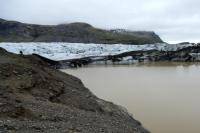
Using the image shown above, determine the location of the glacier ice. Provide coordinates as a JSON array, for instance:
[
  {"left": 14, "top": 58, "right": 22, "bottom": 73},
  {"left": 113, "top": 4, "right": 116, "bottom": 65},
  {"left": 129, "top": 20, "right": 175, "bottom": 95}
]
[{"left": 0, "top": 42, "right": 194, "bottom": 61}]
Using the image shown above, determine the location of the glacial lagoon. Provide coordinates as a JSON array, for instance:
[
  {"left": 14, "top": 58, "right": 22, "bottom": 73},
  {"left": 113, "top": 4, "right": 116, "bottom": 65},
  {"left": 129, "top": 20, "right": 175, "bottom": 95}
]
[{"left": 62, "top": 62, "right": 200, "bottom": 133}]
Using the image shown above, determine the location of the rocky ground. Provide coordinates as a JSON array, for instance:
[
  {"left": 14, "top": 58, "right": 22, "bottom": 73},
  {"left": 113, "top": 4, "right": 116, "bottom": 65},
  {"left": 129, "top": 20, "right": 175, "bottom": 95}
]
[{"left": 0, "top": 48, "right": 149, "bottom": 133}]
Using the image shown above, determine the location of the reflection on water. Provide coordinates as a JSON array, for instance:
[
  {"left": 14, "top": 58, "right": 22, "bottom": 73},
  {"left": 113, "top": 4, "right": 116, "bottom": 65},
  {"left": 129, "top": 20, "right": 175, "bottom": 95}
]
[{"left": 61, "top": 62, "right": 200, "bottom": 133}]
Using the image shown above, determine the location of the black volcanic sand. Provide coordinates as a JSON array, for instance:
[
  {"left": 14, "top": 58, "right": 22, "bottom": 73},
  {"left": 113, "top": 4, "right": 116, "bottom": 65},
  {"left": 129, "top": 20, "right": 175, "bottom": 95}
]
[{"left": 0, "top": 48, "right": 149, "bottom": 133}]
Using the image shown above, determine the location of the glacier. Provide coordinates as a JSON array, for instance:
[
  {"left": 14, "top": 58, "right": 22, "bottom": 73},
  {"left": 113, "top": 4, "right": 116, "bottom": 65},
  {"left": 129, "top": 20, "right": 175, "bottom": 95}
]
[{"left": 0, "top": 42, "right": 195, "bottom": 61}]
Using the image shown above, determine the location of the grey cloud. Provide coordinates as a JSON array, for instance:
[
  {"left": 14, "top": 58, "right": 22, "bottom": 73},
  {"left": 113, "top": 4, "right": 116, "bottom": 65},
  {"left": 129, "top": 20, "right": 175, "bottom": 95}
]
[{"left": 0, "top": 0, "right": 200, "bottom": 43}]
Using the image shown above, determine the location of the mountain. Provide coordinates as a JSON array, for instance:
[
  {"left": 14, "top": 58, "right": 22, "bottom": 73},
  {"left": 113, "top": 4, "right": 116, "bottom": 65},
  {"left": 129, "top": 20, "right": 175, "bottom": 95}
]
[{"left": 0, "top": 18, "right": 163, "bottom": 44}]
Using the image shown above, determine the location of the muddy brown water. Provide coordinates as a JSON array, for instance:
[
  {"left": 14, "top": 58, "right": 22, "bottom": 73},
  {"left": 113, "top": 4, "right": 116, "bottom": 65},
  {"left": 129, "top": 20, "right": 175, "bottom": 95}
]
[{"left": 61, "top": 62, "right": 200, "bottom": 133}]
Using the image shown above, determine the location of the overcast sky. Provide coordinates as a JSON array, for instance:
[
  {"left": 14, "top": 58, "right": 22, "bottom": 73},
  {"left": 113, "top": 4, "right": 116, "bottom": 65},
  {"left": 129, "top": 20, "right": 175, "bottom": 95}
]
[{"left": 1, "top": 0, "right": 200, "bottom": 43}]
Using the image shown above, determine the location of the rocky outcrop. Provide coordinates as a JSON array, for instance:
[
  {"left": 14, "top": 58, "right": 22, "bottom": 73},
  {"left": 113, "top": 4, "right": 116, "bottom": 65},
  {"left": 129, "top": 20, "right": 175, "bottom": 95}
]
[
  {"left": 0, "top": 48, "right": 149, "bottom": 133},
  {"left": 0, "top": 18, "right": 163, "bottom": 44}
]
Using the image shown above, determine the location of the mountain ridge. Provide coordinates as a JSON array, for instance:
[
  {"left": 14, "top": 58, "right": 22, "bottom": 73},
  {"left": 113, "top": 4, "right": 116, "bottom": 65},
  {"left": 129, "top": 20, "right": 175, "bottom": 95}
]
[{"left": 0, "top": 18, "right": 163, "bottom": 44}]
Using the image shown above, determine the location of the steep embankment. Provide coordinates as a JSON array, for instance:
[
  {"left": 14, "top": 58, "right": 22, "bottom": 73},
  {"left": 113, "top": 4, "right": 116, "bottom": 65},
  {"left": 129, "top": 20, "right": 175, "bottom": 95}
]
[
  {"left": 0, "top": 48, "right": 149, "bottom": 133},
  {"left": 0, "top": 18, "right": 163, "bottom": 44}
]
